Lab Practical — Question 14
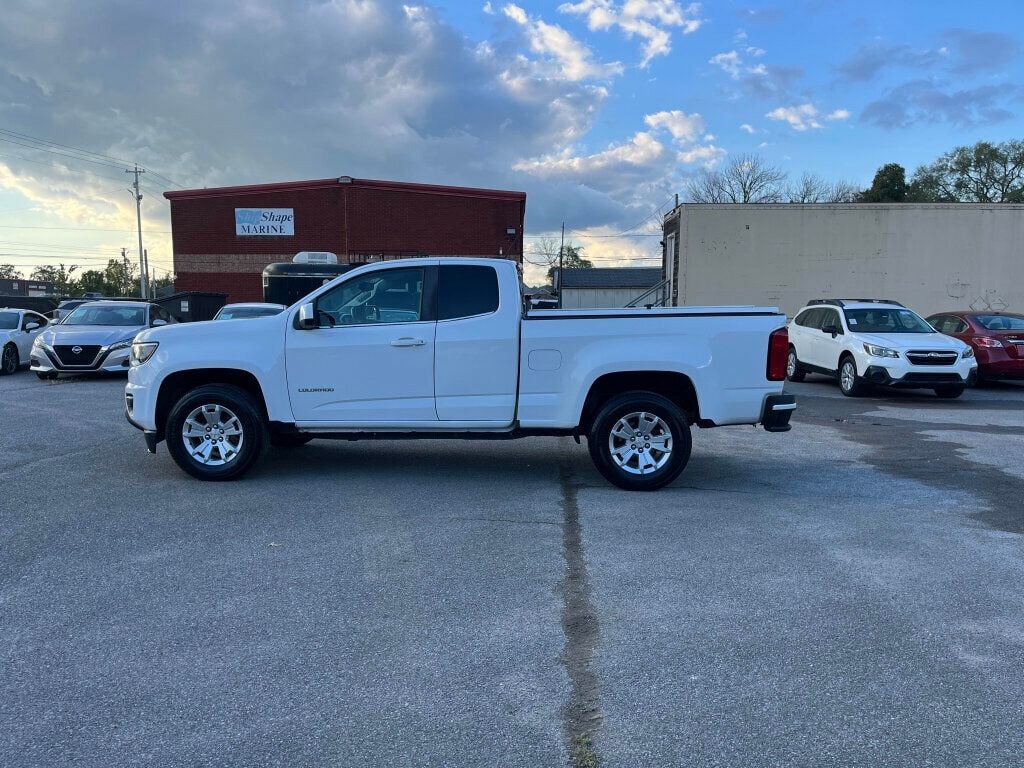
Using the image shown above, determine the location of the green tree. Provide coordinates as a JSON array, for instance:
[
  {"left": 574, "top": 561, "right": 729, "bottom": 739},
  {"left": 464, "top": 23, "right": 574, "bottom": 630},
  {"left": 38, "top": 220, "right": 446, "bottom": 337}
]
[
  {"left": 103, "top": 258, "right": 137, "bottom": 296},
  {"left": 859, "top": 163, "right": 909, "bottom": 202},
  {"left": 0, "top": 264, "right": 23, "bottom": 280},
  {"left": 548, "top": 244, "right": 593, "bottom": 282},
  {"left": 30, "top": 263, "right": 79, "bottom": 296},
  {"left": 150, "top": 272, "right": 175, "bottom": 294},
  {"left": 910, "top": 140, "right": 1024, "bottom": 203},
  {"left": 77, "top": 269, "right": 108, "bottom": 296}
]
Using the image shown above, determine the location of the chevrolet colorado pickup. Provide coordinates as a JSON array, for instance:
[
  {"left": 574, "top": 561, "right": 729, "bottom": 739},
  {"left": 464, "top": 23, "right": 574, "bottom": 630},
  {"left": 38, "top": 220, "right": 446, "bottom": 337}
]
[{"left": 125, "top": 258, "right": 795, "bottom": 490}]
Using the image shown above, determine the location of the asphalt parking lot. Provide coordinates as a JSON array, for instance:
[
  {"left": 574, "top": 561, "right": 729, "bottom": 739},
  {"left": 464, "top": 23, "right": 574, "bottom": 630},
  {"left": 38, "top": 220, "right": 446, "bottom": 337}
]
[{"left": 2, "top": 371, "right": 1023, "bottom": 767}]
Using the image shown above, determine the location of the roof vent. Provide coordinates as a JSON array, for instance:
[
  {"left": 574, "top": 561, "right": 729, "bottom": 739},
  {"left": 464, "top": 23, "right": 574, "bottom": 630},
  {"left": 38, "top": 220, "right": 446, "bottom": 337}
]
[{"left": 293, "top": 251, "right": 338, "bottom": 264}]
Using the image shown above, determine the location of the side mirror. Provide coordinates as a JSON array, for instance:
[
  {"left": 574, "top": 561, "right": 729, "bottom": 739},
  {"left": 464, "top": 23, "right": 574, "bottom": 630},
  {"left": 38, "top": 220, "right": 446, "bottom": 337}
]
[
  {"left": 25, "top": 322, "right": 40, "bottom": 331},
  {"left": 822, "top": 324, "right": 840, "bottom": 336},
  {"left": 152, "top": 319, "right": 167, "bottom": 327},
  {"left": 297, "top": 302, "right": 317, "bottom": 330}
]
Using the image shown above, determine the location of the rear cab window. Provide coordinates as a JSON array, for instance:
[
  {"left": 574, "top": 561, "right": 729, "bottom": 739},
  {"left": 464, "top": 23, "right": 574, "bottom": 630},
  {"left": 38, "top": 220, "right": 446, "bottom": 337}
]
[{"left": 438, "top": 265, "right": 499, "bottom": 321}]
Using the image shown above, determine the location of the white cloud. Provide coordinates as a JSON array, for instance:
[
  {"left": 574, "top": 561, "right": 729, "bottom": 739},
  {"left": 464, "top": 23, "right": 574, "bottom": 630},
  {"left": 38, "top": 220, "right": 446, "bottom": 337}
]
[
  {"left": 739, "top": 123, "right": 755, "bottom": 134},
  {"left": 826, "top": 108, "right": 851, "bottom": 121},
  {"left": 559, "top": 0, "right": 704, "bottom": 66},
  {"left": 483, "top": 1, "right": 495, "bottom": 13},
  {"left": 765, "top": 103, "right": 823, "bottom": 131},
  {"left": 503, "top": 3, "right": 623, "bottom": 81},
  {"left": 514, "top": 131, "right": 668, "bottom": 179},
  {"left": 677, "top": 144, "right": 726, "bottom": 166},
  {"left": 709, "top": 50, "right": 742, "bottom": 78},
  {"left": 644, "top": 109, "right": 705, "bottom": 143}
]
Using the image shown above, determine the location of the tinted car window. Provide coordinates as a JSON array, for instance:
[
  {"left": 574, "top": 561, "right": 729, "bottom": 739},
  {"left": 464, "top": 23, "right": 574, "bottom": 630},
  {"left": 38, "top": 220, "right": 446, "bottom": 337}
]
[
  {"left": 794, "top": 309, "right": 811, "bottom": 326},
  {"left": 844, "top": 308, "right": 933, "bottom": 333},
  {"left": 819, "top": 308, "right": 842, "bottom": 333},
  {"left": 22, "top": 312, "right": 47, "bottom": 330},
  {"left": 800, "top": 308, "right": 825, "bottom": 329},
  {"left": 975, "top": 314, "right": 1024, "bottom": 331},
  {"left": 0, "top": 311, "right": 18, "bottom": 330},
  {"left": 438, "top": 265, "right": 499, "bottom": 321}
]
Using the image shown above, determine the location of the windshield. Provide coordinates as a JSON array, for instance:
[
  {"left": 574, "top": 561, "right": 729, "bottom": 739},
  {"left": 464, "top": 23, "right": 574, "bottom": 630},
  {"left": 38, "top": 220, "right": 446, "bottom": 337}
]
[
  {"left": 975, "top": 314, "right": 1024, "bottom": 331},
  {"left": 63, "top": 305, "right": 146, "bottom": 326},
  {"left": 217, "top": 307, "right": 283, "bottom": 320},
  {"left": 844, "top": 307, "right": 934, "bottom": 334},
  {"left": 0, "top": 311, "right": 18, "bottom": 330}
]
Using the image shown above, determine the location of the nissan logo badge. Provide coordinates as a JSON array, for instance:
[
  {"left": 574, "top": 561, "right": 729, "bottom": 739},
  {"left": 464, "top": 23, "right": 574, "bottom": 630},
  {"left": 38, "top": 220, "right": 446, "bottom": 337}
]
[{"left": 72, "top": 346, "right": 82, "bottom": 354}]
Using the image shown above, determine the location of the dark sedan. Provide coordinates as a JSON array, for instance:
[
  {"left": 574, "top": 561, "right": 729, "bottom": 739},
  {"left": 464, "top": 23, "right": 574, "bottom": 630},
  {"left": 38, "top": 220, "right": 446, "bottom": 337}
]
[{"left": 927, "top": 312, "right": 1024, "bottom": 382}]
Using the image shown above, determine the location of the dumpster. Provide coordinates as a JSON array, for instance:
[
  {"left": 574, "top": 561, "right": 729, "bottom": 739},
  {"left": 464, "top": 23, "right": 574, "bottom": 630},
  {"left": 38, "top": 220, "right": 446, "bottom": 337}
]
[
  {"left": 262, "top": 262, "right": 363, "bottom": 306},
  {"left": 153, "top": 291, "right": 228, "bottom": 322}
]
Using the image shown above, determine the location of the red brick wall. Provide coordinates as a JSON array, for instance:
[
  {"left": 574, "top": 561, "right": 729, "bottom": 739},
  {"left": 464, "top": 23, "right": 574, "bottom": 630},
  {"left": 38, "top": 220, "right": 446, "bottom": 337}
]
[{"left": 170, "top": 180, "right": 525, "bottom": 303}]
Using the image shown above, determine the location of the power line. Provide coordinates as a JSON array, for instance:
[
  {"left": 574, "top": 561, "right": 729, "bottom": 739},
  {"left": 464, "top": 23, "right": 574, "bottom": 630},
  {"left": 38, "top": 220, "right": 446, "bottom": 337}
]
[{"left": 0, "top": 127, "right": 136, "bottom": 166}]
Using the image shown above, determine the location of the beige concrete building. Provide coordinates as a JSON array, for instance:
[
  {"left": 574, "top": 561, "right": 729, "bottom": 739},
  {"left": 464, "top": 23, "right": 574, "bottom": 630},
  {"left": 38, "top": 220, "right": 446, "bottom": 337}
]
[{"left": 662, "top": 204, "right": 1024, "bottom": 317}]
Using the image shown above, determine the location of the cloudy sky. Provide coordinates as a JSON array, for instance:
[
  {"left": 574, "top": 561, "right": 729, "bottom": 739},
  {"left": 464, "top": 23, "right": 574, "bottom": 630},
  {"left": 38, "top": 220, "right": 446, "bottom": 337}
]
[{"left": 1, "top": 0, "right": 1022, "bottom": 283}]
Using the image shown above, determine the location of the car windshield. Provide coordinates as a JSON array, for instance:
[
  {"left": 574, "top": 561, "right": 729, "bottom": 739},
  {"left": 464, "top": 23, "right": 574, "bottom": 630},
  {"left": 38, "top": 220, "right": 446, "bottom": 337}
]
[
  {"left": 844, "top": 307, "right": 934, "bottom": 333},
  {"left": 974, "top": 314, "right": 1024, "bottom": 331},
  {"left": 217, "top": 307, "right": 282, "bottom": 320},
  {"left": 0, "top": 311, "right": 19, "bottom": 330},
  {"left": 64, "top": 305, "right": 146, "bottom": 326}
]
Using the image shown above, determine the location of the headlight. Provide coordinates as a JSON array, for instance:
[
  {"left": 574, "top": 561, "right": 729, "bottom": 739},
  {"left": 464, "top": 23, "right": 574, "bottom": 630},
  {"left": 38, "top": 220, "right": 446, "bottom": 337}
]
[
  {"left": 863, "top": 343, "right": 900, "bottom": 359},
  {"left": 108, "top": 337, "right": 135, "bottom": 351},
  {"left": 962, "top": 347, "right": 975, "bottom": 359},
  {"left": 32, "top": 336, "right": 44, "bottom": 347},
  {"left": 130, "top": 341, "right": 159, "bottom": 366}
]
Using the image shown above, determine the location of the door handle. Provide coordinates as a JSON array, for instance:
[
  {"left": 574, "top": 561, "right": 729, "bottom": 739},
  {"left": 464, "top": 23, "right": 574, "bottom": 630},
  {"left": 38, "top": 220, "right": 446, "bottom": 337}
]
[{"left": 390, "top": 337, "right": 426, "bottom": 347}]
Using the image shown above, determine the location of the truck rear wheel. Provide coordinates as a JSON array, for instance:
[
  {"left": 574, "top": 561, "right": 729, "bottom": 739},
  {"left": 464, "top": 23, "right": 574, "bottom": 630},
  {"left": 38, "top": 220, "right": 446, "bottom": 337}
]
[
  {"left": 587, "top": 391, "right": 692, "bottom": 491},
  {"left": 165, "top": 384, "right": 268, "bottom": 481}
]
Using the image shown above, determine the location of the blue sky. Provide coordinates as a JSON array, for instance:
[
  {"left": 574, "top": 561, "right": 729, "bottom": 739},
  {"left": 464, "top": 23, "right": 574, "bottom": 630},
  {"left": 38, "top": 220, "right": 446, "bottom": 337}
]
[{"left": 0, "top": 0, "right": 1022, "bottom": 282}]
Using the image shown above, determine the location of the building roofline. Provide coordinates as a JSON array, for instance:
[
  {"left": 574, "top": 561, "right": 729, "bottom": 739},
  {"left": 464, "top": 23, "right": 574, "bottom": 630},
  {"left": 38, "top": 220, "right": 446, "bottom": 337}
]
[
  {"left": 165, "top": 176, "right": 527, "bottom": 201},
  {"left": 664, "top": 202, "right": 1024, "bottom": 219}
]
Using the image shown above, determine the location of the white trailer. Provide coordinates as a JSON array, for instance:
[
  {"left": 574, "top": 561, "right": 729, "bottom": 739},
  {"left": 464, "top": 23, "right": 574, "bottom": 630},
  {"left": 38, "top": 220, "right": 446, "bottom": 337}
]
[{"left": 662, "top": 203, "right": 1024, "bottom": 317}]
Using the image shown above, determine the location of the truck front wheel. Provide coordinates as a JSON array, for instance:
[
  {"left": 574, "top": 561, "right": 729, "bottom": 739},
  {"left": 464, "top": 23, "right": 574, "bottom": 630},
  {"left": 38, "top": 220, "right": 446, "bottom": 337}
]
[
  {"left": 165, "top": 384, "right": 268, "bottom": 481},
  {"left": 587, "top": 391, "right": 692, "bottom": 491}
]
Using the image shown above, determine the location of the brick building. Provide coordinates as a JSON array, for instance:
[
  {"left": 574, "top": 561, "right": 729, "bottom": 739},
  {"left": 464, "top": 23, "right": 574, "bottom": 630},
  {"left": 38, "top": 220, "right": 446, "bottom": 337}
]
[{"left": 165, "top": 176, "right": 526, "bottom": 302}]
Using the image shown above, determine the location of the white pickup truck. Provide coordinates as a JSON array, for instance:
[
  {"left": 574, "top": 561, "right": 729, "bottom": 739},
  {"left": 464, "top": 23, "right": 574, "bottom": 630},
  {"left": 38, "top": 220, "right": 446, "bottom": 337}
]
[{"left": 125, "top": 258, "right": 795, "bottom": 490}]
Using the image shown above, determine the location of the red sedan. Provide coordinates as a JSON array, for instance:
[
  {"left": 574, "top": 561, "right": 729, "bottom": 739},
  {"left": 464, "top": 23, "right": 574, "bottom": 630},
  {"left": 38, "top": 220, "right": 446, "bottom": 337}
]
[{"left": 927, "top": 312, "right": 1024, "bottom": 381}]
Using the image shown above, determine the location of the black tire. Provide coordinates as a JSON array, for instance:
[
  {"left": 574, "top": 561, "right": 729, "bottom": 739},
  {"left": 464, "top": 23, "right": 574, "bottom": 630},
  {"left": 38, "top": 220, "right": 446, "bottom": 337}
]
[
  {"left": 36, "top": 371, "right": 57, "bottom": 381},
  {"left": 1, "top": 343, "right": 18, "bottom": 375},
  {"left": 786, "top": 347, "right": 806, "bottom": 382},
  {"left": 934, "top": 385, "right": 965, "bottom": 399},
  {"left": 270, "top": 433, "right": 314, "bottom": 448},
  {"left": 587, "top": 391, "right": 692, "bottom": 491},
  {"left": 838, "top": 355, "right": 868, "bottom": 397},
  {"left": 165, "top": 384, "right": 268, "bottom": 481}
]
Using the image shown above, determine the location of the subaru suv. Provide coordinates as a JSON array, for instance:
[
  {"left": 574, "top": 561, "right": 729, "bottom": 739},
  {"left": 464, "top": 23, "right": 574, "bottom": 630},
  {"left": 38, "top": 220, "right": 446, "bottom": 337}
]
[{"left": 787, "top": 299, "right": 976, "bottom": 398}]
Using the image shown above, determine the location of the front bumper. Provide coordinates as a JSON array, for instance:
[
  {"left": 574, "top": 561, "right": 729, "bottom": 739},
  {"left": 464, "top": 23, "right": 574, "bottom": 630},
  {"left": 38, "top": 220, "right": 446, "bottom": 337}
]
[
  {"left": 863, "top": 364, "right": 977, "bottom": 388},
  {"left": 760, "top": 393, "right": 796, "bottom": 432},
  {"left": 30, "top": 343, "right": 132, "bottom": 374}
]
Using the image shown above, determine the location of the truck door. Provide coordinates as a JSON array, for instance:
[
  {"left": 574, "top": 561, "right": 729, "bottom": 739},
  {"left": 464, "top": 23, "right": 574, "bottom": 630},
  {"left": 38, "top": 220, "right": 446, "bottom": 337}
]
[
  {"left": 285, "top": 266, "right": 438, "bottom": 424},
  {"left": 434, "top": 264, "right": 518, "bottom": 423}
]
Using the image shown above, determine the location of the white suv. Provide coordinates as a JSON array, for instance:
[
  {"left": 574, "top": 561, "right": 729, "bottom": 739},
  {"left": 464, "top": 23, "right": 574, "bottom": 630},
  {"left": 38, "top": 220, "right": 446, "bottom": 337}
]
[{"left": 787, "top": 299, "right": 977, "bottom": 398}]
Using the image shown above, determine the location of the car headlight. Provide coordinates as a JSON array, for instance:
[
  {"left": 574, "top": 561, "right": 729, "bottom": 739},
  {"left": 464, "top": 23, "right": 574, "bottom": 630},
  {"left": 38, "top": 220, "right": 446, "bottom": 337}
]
[
  {"left": 32, "top": 336, "right": 45, "bottom": 348},
  {"left": 130, "top": 341, "right": 159, "bottom": 366},
  {"left": 863, "top": 343, "right": 900, "bottom": 359},
  {"left": 962, "top": 347, "right": 975, "bottom": 359},
  {"left": 108, "top": 337, "right": 135, "bottom": 351}
]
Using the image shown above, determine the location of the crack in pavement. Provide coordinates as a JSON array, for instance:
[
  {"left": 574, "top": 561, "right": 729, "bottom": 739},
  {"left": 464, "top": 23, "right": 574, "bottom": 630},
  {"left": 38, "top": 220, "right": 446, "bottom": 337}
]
[{"left": 558, "top": 464, "right": 602, "bottom": 768}]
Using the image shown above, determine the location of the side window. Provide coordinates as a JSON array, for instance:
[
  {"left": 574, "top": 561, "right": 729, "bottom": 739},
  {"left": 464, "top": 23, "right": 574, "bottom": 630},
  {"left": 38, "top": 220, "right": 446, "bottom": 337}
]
[
  {"left": 438, "top": 265, "right": 499, "bottom": 321},
  {"left": 794, "top": 309, "right": 811, "bottom": 326},
  {"left": 23, "top": 312, "right": 47, "bottom": 329},
  {"left": 802, "top": 308, "right": 824, "bottom": 329},
  {"left": 316, "top": 267, "right": 424, "bottom": 326},
  {"left": 951, "top": 318, "right": 969, "bottom": 334},
  {"left": 821, "top": 309, "right": 842, "bottom": 333}
]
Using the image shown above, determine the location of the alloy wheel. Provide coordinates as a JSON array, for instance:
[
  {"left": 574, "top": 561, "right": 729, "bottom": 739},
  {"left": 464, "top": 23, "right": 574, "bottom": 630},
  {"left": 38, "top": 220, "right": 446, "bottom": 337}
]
[
  {"left": 181, "top": 403, "right": 244, "bottom": 466},
  {"left": 607, "top": 411, "right": 673, "bottom": 475}
]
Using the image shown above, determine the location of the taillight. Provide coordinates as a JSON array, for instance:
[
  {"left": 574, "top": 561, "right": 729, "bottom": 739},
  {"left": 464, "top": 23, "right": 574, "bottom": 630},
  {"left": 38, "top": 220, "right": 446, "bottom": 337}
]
[
  {"left": 973, "top": 336, "right": 1004, "bottom": 348},
  {"left": 767, "top": 327, "right": 788, "bottom": 381}
]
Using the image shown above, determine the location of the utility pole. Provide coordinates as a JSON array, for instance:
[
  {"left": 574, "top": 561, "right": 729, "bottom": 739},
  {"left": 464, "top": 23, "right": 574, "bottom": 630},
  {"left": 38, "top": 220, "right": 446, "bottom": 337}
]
[
  {"left": 121, "top": 247, "right": 129, "bottom": 296},
  {"left": 127, "top": 164, "right": 147, "bottom": 299},
  {"left": 144, "top": 249, "right": 150, "bottom": 296},
  {"left": 558, "top": 221, "right": 565, "bottom": 308}
]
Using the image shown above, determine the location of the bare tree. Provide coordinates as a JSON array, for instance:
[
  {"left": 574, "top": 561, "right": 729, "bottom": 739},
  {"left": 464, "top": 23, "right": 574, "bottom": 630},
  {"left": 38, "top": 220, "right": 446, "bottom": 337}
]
[
  {"left": 788, "top": 173, "right": 860, "bottom": 203},
  {"left": 686, "top": 153, "right": 788, "bottom": 204}
]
